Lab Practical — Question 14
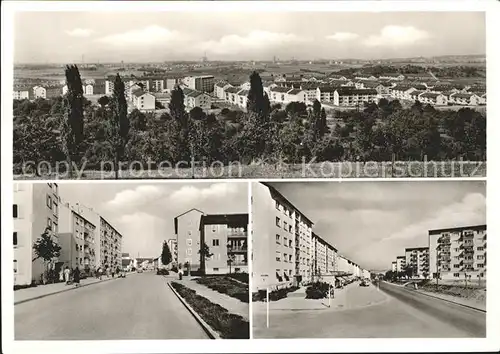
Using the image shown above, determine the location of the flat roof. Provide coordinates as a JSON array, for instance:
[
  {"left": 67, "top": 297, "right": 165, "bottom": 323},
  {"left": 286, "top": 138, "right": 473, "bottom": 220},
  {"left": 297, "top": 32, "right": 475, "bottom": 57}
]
[
  {"left": 262, "top": 182, "right": 314, "bottom": 226},
  {"left": 429, "top": 224, "right": 486, "bottom": 235}
]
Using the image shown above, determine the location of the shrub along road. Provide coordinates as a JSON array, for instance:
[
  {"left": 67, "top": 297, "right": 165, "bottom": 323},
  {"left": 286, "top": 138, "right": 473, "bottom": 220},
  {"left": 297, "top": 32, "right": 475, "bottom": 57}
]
[{"left": 15, "top": 272, "right": 208, "bottom": 340}]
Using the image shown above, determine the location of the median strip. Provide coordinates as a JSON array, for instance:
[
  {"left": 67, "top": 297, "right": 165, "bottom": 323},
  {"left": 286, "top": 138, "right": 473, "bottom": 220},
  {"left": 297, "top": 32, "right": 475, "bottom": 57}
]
[{"left": 168, "top": 281, "right": 249, "bottom": 339}]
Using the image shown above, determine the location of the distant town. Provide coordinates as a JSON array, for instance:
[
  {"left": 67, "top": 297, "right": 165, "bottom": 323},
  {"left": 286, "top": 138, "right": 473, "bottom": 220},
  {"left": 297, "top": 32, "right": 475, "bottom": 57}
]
[{"left": 13, "top": 55, "right": 487, "bottom": 114}]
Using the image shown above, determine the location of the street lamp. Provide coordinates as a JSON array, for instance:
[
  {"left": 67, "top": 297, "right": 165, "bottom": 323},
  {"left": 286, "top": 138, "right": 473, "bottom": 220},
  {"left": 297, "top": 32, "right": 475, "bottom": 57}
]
[{"left": 226, "top": 242, "right": 233, "bottom": 274}]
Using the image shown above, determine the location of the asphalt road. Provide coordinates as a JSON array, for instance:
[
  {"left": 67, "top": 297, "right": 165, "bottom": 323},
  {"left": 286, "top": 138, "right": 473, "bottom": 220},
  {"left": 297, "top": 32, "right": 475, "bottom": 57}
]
[
  {"left": 15, "top": 272, "right": 209, "bottom": 340},
  {"left": 378, "top": 281, "right": 486, "bottom": 337},
  {"left": 253, "top": 281, "right": 485, "bottom": 338}
]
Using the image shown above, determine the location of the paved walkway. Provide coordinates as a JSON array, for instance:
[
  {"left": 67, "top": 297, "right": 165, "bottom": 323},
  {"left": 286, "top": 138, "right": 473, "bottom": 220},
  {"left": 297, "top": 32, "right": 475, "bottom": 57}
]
[
  {"left": 172, "top": 278, "right": 249, "bottom": 320},
  {"left": 253, "top": 282, "right": 388, "bottom": 313},
  {"left": 14, "top": 273, "right": 133, "bottom": 304}
]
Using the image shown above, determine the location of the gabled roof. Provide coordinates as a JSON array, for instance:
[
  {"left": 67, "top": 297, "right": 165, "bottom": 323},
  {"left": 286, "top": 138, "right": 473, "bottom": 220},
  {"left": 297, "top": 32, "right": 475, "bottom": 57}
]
[
  {"left": 420, "top": 92, "right": 443, "bottom": 99},
  {"left": 287, "top": 89, "right": 303, "bottom": 95},
  {"left": 225, "top": 86, "right": 241, "bottom": 94},
  {"left": 199, "top": 213, "right": 248, "bottom": 228},
  {"left": 132, "top": 89, "right": 146, "bottom": 97},
  {"left": 300, "top": 82, "right": 319, "bottom": 90},
  {"left": 317, "top": 86, "right": 338, "bottom": 93},
  {"left": 174, "top": 208, "right": 205, "bottom": 220},
  {"left": 392, "top": 85, "right": 414, "bottom": 91},
  {"left": 451, "top": 93, "right": 477, "bottom": 99},
  {"left": 270, "top": 86, "right": 291, "bottom": 93},
  {"left": 379, "top": 73, "right": 404, "bottom": 77},
  {"left": 336, "top": 88, "right": 377, "bottom": 95},
  {"left": 409, "top": 90, "right": 426, "bottom": 97},
  {"left": 361, "top": 81, "right": 382, "bottom": 89}
]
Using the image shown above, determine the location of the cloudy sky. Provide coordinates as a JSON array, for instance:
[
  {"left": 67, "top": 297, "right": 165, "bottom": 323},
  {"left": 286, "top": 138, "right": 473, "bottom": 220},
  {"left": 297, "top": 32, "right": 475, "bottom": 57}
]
[
  {"left": 59, "top": 182, "right": 248, "bottom": 258},
  {"left": 269, "top": 181, "right": 486, "bottom": 271},
  {"left": 14, "top": 12, "right": 485, "bottom": 63}
]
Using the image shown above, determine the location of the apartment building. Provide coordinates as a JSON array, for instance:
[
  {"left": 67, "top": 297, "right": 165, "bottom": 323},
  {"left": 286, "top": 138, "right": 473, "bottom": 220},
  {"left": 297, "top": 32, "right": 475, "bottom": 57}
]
[
  {"left": 333, "top": 88, "right": 378, "bottom": 107},
  {"left": 405, "top": 247, "right": 430, "bottom": 278},
  {"left": 449, "top": 92, "right": 481, "bottom": 106},
  {"left": 224, "top": 86, "right": 241, "bottom": 105},
  {"left": 184, "top": 75, "right": 215, "bottom": 93},
  {"left": 269, "top": 86, "right": 292, "bottom": 104},
  {"left": 167, "top": 238, "right": 178, "bottom": 265},
  {"left": 313, "top": 233, "right": 328, "bottom": 278},
  {"left": 294, "top": 208, "right": 314, "bottom": 286},
  {"left": 76, "top": 205, "right": 123, "bottom": 270},
  {"left": 391, "top": 262, "right": 397, "bottom": 272},
  {"left": 183, "top": 88, "right": 212, "bottom": 110},
  {"left": 13, "top": 183, "right": 60, "bottom": 285},
  {"left": 396, "top": 255, "right": 406, "bottom": 272},
  {"left": 58, "top": 203, "right": 97, "bottom": 271},
  {"left": 391, "top": 85, "right": 417, "bottom": 100},
  {"left": 174, "top": 208, "right": 205, "bottom": 271},
  {"left": 215, "top": 81, "right": 232, "bottom": 99},
  {"left": 33, "top": 85, "right": 60, "bottom": 99},
  {"left": 286, "top": 89, "right": 307, "bottom": 103},
  {"left": 429, "top": 225, "right": 487, "bottom": 280},
  {"left": 199, "top": 214, "right": 249, "bottom": 274},
  {"left": 165, "top": 78, "right": 183, "bottom": 91},
  {"left": 336, "top": 255, "right": 350, "bottom": 274},
  {"left": 316, "top": 86, "right": 337, "bottom": 102},
  {"left": 131, "top": 90, "right": 156, "bottom": 112},
  {"left": 419, "top": 92, "right": 448, "bottom": 106}
]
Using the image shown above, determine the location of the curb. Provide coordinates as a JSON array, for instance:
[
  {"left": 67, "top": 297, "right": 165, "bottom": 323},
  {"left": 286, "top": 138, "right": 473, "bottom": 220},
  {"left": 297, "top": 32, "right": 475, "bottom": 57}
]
[
  {"left": 166, "top": 281, "right": 220, "bottom": 339},
  {"left": 14, "top": 276, "right": 119, "bottom": 305}
]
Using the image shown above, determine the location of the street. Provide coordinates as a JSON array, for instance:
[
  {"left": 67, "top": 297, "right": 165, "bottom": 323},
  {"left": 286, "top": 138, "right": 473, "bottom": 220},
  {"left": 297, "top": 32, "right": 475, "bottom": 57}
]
[
  {"left": 15, "top": 272, "right": 209, "bottom": 340},
  {"left": 253, "top": 281, "right": 486, "bottom": 338}
]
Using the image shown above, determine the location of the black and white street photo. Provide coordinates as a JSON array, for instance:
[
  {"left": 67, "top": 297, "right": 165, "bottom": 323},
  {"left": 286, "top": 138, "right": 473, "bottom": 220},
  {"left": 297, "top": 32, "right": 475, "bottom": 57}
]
[
  {"left": 13, "top": 182, "right": 249, "bottom": 339},
  {"left": 251, "top": 181, "right": 486, "bottom": 338},
  {"left": 12, "top": 10, "right": 486, "bottom": 179}
]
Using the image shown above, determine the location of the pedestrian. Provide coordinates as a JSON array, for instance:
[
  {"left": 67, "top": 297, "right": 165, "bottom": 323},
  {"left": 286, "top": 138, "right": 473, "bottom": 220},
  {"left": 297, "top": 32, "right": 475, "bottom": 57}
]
[
  {"left": 59, "top": 269, "right": 64, "bottom": 283},
  {"left": 116, "top": 266, "right": 120, "bottom": 277},
  {"left": 178, "top": 267, "right": 183, "bottom": 280},
  {"left": 106, "top": 267, "right": 110, "bottom": 278},
  {"left": 74, "top": 267, "right": 81, "bottom": 287},
  {"left": 97, "top": 267, "right": 102, "bottom": 280},
  {"left": 64, "top": 266, "right": 71, "bottom": 285}
]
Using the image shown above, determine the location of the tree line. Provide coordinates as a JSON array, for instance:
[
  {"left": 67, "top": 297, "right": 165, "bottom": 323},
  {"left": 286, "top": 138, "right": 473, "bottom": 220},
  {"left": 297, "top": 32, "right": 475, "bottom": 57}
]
[{"left": 13, "top": 67, "right": 486, "bottom": 175}]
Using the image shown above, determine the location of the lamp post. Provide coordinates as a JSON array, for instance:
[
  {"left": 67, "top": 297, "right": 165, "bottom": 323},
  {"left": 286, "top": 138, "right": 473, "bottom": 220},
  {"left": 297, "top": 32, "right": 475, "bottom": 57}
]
[{"left": 226, "top": 242, "right": 233, "bottom": 274}]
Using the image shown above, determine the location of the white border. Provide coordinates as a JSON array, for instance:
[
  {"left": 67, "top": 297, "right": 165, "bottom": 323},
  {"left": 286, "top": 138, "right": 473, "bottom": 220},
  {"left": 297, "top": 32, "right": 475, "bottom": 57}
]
[{"left": 2, "top": 1, "right": 500, "bottom": 353}]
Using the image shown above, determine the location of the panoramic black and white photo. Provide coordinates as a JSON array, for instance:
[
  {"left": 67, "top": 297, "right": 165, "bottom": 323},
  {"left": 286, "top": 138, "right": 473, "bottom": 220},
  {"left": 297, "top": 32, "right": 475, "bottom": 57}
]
[
  {"left": 251, "top": 181, "right": 486, "bottom": 338},
  {"left": 12, "top": 11, "right": 486, "bottom": 179},
  {"left": 13, "top": 182, "right": 249, "bottom": 339}
]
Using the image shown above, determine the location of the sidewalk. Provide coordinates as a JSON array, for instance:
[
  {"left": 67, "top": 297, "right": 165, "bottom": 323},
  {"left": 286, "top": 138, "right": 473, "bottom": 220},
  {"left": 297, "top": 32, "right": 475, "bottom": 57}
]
[
  {"left": 14, "top": 273, "right": 129, "bottom": 305},
  {"left": 253, "top": 282, "right": 388, "bottom": 313},
  {"left": 172, "top": 278, "right": 249, "bottom": 320},
  {"left": 416, "top": 288, "right": 486, "bottom": 311}
]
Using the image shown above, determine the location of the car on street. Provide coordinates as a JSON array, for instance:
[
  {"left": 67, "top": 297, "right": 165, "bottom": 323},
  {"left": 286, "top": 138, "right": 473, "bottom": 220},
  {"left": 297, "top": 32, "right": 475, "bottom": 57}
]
[
  {"left": 137, "top": 267, "right": 143, "bottom": 273},
  {"left": 119, "top": 269, "right": 126, "bottom": 278},
  {"left": 360, "top": 279, "right": 370, "bottom": 287}
]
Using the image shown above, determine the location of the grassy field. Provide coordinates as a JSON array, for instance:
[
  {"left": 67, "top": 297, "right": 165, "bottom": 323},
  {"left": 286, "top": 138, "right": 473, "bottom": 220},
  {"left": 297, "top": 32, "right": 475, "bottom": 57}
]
[{"left": 14, "top": 160, "right": 486, "bottom": 179}]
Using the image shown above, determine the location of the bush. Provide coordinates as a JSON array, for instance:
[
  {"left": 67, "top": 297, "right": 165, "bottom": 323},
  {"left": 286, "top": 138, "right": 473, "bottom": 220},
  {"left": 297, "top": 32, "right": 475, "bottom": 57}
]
[
  {"left": 157, "top": 268, "right": 169, "bottom": 275},
  {"left": 171, "top": 282, "right": 249, "bottom": 339},
  {"left": 227, "top": 272, "right": 249, "bottom": 284},
  {"left": 14, "top": 282, "right": 38, "bottom": 291},
  {"left": 305, "top": 282, "right": 332, "bottom": 299},
  {"left": 252, "top": 286, "right": 299, "bottom": 302}
]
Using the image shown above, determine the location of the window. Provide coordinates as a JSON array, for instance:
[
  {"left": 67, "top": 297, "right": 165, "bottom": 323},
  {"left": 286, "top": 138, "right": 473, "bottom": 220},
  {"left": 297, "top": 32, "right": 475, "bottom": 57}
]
[
  {"left": 53, "top": 222, "right": 57, "bottom": 233},
  {"left": 453, "top": 273, "right": 460, "bottom": 278},
  {"left": 14, "top": 232, "right": 18, "bottom": 246},
  {"left": 477, "top": 247, "right": 484, "bottom": 251},
  {"left": 187, "top": 249, "right": 192, "bottom": 256},
  {"left": 76, "top": 245, "right": 79, "bottom": 251},
  {"left": 289, "top": 255, "right": 293, "bottom": 262},
  {"left": 289, "top": 225, "right": 292, "bottom": 233},
  {"left": 276, "top": 251, "right": 281, "bottom": 262},
  {"left": 284, "top": 222, "right": 288, "bottom": 231},
  {"left": 289, "top": 240, "right": 293, "bottom": 248},
  {"left": 212, "top": 239, "right": 220, "bottom": 247},
  {"left": 477, "top": 263, "right": 484, "bottom": 268},
  {"left": 13, "top": 204, "right": 18, "bottom": 218},
  {"left": 276, "top": 217, "right": 280, "bottom": 227},
  {"left": 14, "top": 260, "right": 18, "bottom": 273},
  {"left": 454, "top": 264, "right": 460, "bottom": 268},
  {"left": 276, "top": 234, "right": 280, "bottom": 245},
  {"left": 477, "top": 255, "right": 484, "bottom": 260},
  {"left": 46, "top": 195, "right": 52, "bottom": 209},
  {"left": 213, "top": 268, "right": 219, "bottom": 272},
  {"left": 186, "top": 239, "right": 192, "bottom": 246},
  {"left": 283, "top": 237, "right": 288, "bottom": 247},
  {"left": 284, "top": 253, "right": 288, "bottom": 262},
  {"left": 47, "top": 218, "right": 53, "bottom": 228}
]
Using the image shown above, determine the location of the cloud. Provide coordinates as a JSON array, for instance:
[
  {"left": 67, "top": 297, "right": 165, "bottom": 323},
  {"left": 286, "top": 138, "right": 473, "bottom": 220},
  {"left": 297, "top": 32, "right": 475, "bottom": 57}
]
[
  {"left": 380, "top": 193, "right": 486, "bottom": 243},
  {"left": 65, "top": 28, "right": 94, "bottom": 37},
  {"left": 364, "top": 25, "right": 430, "bottom": 47},
  {"left": 106, "top": 185, "right": 164, "bottom": 209},
  {"left": 169, "top": 183, "right": 240, "bottom": 207},
  {"left": 96, "top": 25, "right": 183, "bottom": 46},
  {"left": 326, "top": 32, "right": 359, "bottom": 42},
  {"left": 200, "top": 31, "right": 307, "bottom": 55},
  {"left": 118, "top": 212, "right": 171, "bottom": 256}
]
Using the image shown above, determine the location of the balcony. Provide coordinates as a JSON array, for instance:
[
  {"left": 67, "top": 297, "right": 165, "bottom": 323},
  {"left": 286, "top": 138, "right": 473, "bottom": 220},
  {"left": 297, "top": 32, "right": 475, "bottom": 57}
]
[
  {"left": 227, "top": 231, "right": 247, "bottom": 238},
  {"left": 228, "top": 246, "right": 247, "bottom": 253}
]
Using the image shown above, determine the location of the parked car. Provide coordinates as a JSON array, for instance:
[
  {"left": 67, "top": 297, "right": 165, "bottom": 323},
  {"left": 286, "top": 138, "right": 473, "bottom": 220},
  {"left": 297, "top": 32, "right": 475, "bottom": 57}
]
[
  {"left": 137, "top": 267, "right": 143, "bottom": 273},
  {"left": 119, "top": 270, "right": 126, "bottom": 278},
  {"left": 360, "top": 279, "right": 370, "bottom": 287}
]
